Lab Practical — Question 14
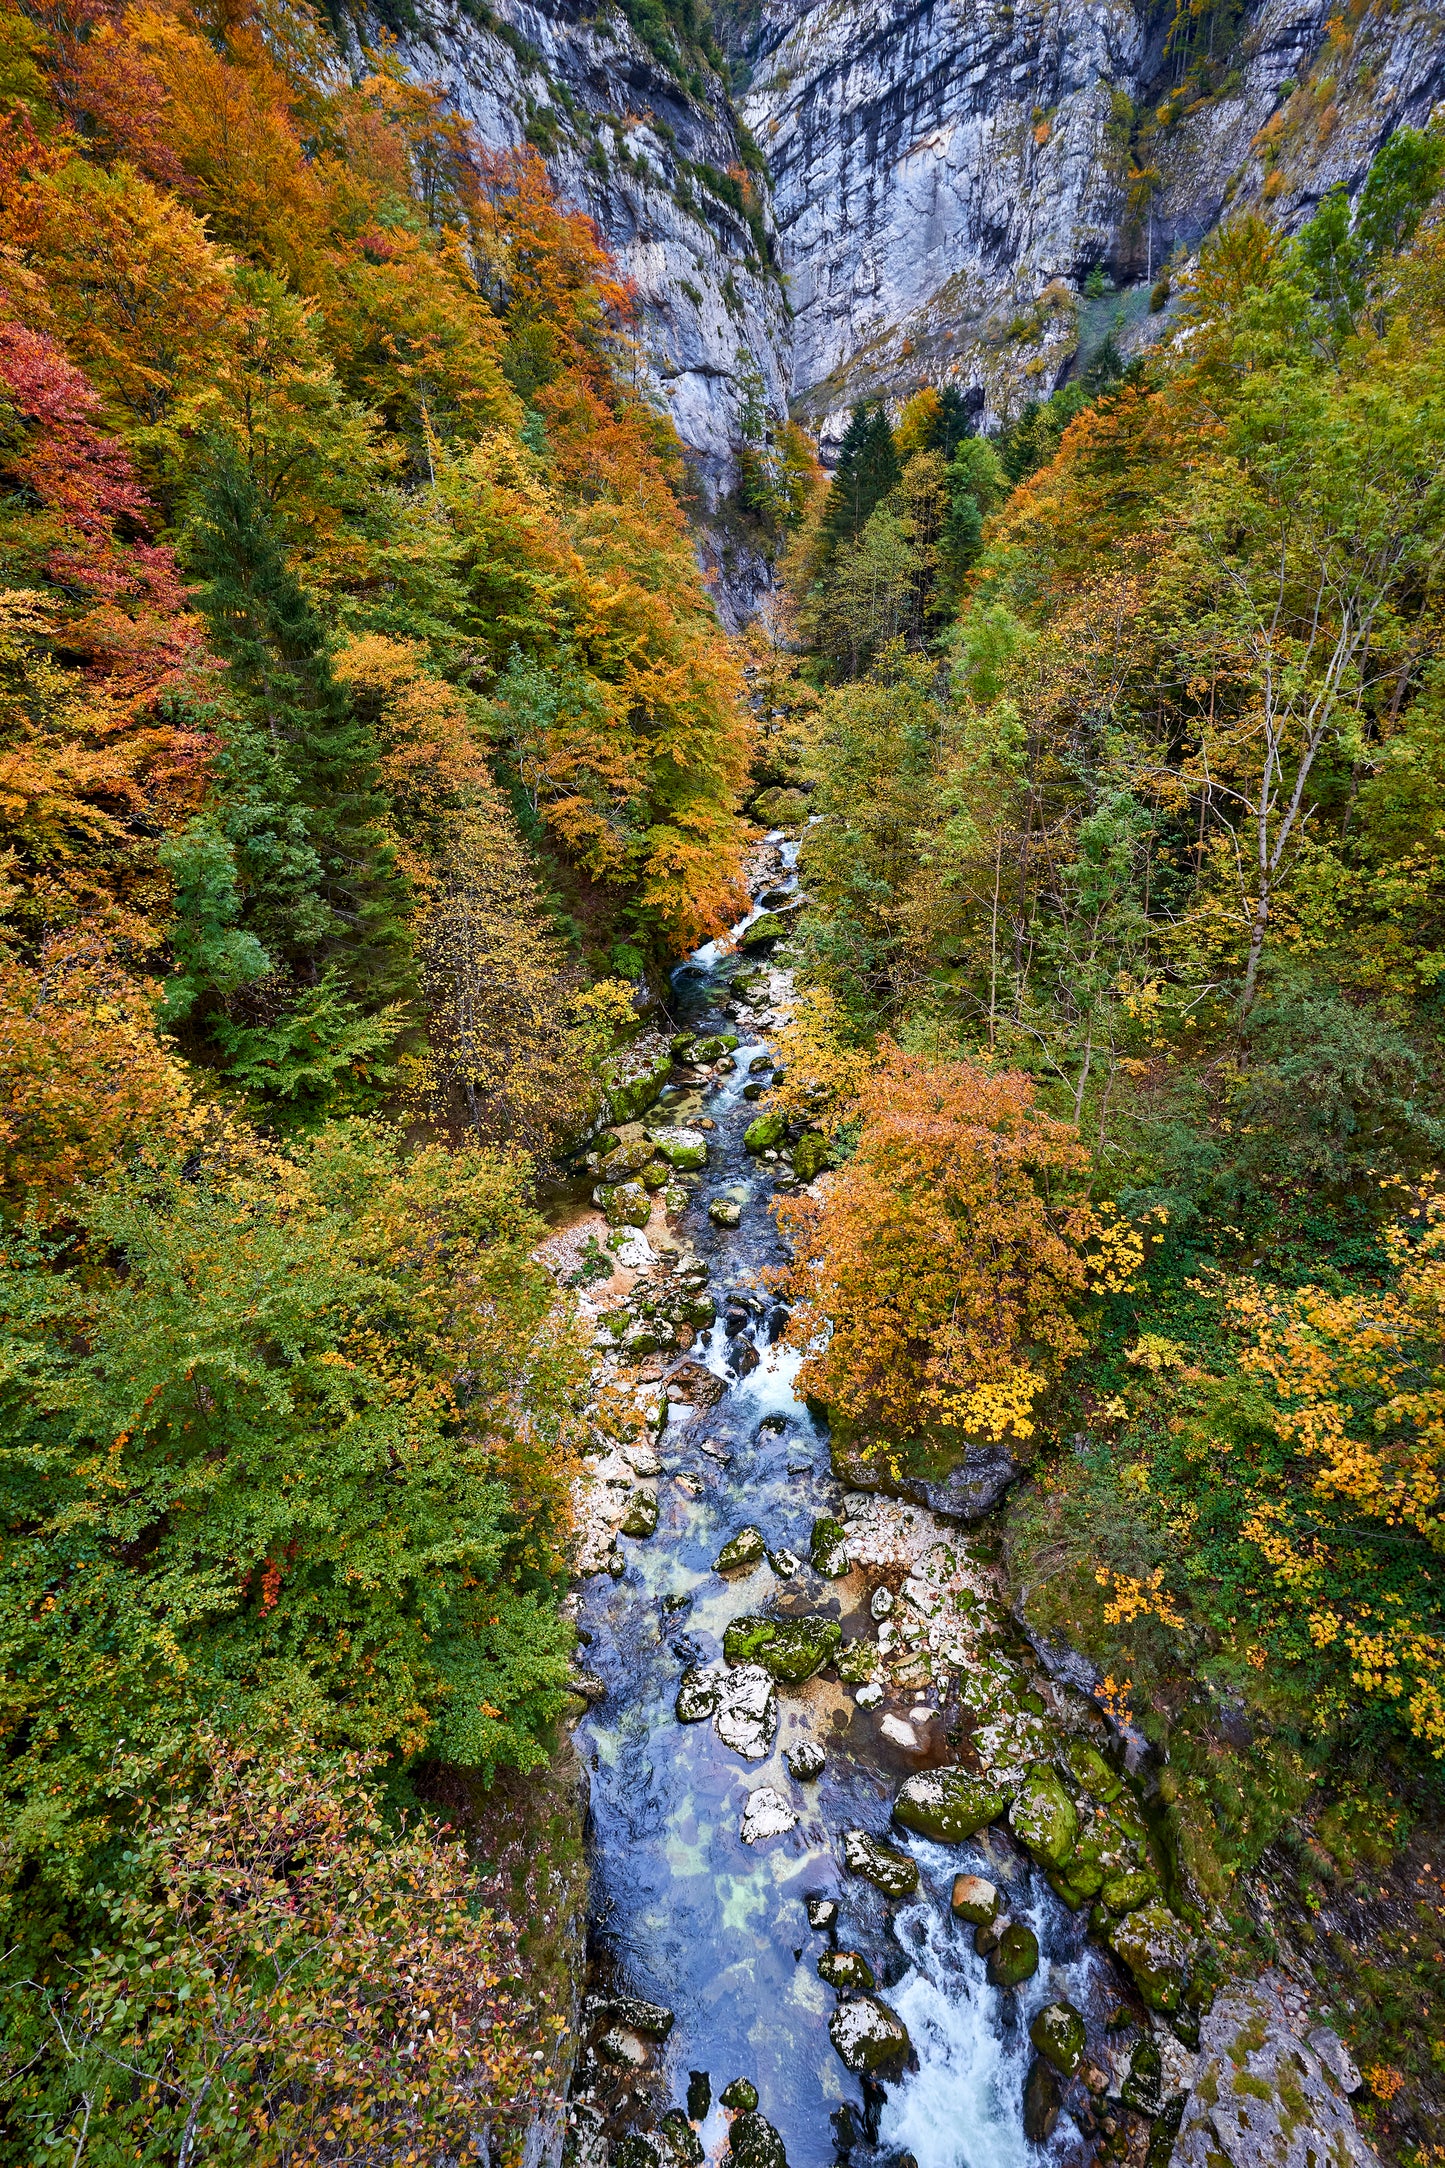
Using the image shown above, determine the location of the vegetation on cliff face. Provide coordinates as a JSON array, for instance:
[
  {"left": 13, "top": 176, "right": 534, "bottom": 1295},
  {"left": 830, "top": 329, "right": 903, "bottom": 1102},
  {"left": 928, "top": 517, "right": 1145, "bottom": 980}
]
[
  {"left": 769, "top": 130, "right": 1445, "bottom": 2150},
  {"left": 0, "top": 0, "right": 759, "bottom": 2149}
]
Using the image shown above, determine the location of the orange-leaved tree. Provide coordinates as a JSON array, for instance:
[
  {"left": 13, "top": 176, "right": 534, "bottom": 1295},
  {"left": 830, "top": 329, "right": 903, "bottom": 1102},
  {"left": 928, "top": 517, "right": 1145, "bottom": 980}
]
[{"left": 776, "top": 1046, "right": 1142, "bottom": 1442}]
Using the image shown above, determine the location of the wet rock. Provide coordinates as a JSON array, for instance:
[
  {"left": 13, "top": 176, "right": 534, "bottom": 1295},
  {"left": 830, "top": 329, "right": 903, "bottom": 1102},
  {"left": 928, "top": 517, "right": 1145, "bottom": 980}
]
[
  {"left": 806, "top": 1896, "right": 838, "bottom": 1930},
  {"left": 1030, "top": 2001, "right": 1086, "bottom": 2076},
  {"left": 1121, "top": 2038, "right": 1164, "bottom": 2116},
  {"left": 620, "top": 1491, "right": 659, "bottom": 1538},
  {"left": 791, "top": 1131, "right": 829, "bottom": 1181},
  {"left": 1103, "top": 1900, "right": 1193, "bottom": 2013},
  {"left": 601, "top": 1181, "right": 651, "bottom": 1228},
  {"left": 602, "top": 1996, "right": 675, "bottom": 2039},
  {"left": 766, "top": 1545, "right": 801, "bottom": 1577},
  {"left": 895, "top": 1443, "right": 1019, "bottom": 1522},
  {"left": 828, "top": 1993, "right": 912, "bottom": 2077},
  {"left": 744, "top": 1108, "right": 788, "bottom": 1153},
  {"left": 724, "top": 1612, "right": 842, "bottom": 1682},
  {"left": 738, "top": 911, "right": 789, "bottom": 949},
  {"left": 569, "top": 1670, "right": 608, "bottom": 1701},
  {"left": 596, "top": 2026, "right": 649, "bottom": 2067},
  {"left": 715, "top": 1526, "right": 767, "bottom": 1574},
  {"left": 819, "top": 1948, "right": 875, "bottom": 1990},
  {"left": 893, "top": 1768, "right": 1007, "bottom": 1844},
  {"left": 649, "top": 1125, "right": 709, "bottom": 1170},
  {"left": 1009, "top": 1762, "right": 1079, "bottom": 1871},
  {"left": 714, "top": 1664, "right": 779, "bottom": 1759},
  {"left": 842, "top": 1829, "right": 919, "bottom": 1896},
  {"left": 658, "top": 2110, "right": 703, "bottom": 2167},
  {"left": 785, "top": 1739, "right": 827, "bottom": 1780},
  {"left": 986, "top": 1919, "right": 1040, "bottom": 1989},
  {"left": 687, "top": 2072, "right": 711, "bottom": 2120},
  {"left": 1023, "top": 2056, "right": 1062, "bottom": 2143},
  {"left": 1173, "top": 1983, "right": 1381, "bottom": 2168},
  {"left": 950, "top": 1874, "right": 1000, "bottom": 1926},
  {"left": 675, "top": 1665, "right": 720, "bottom": 1723},
  {"left": 810, "top": 1516, "right": 851, "bottom": 1577},
  {"left": 1067, "top": 1738, "right": 1123, "bottom": 1803},
  {"left": 611, "top": 2137, "right": 659, "bottom": 2168},
  {"left": 720, "top": 2079, "right": 758, "bottom": 2112},
  {"left": 741, "top": 1786, "right": 798, "bottom": 1844},
  {"left": 709, "top": 1199, "right": 743, "bottom": 1228},
  {"left": 879, "top": 1713, "right": 923, "bottom": 1752},
  {"left": 666, "top": 1358, "right": 726, "bottom": 1408},
  {"left": 729, "top": 2111, "right": 787, "bottom": 2168}
]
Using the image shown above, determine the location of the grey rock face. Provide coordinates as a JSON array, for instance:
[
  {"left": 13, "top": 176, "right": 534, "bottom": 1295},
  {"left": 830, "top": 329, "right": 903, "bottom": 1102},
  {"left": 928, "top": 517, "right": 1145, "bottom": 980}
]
[
  {"left": 1173, "top": 1984, "right": 1380, "bottom": 2168},
  {"left": 896, "top": 1445, "right": 1019, "bottom": 1522}
]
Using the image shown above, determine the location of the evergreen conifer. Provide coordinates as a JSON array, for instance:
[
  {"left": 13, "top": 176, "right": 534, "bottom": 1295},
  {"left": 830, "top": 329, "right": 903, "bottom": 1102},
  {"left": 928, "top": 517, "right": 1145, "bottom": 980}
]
[{"left": 819, "top": 403, "right": 902, "bottom": 553}]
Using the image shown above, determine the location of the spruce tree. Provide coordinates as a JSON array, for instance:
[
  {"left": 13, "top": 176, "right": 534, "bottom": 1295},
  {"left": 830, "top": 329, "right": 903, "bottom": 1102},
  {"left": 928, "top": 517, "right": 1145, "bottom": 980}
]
[{"left": 819, "top": 403, "right": 902, "bottom": 554}]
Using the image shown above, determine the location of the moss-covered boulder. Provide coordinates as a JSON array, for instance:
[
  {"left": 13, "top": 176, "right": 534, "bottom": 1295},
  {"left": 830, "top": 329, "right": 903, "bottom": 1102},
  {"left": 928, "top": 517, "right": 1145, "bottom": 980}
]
[
  {"left": 723, "top": 1613, "right": 842, "bottom": 1682},
  {"left": 1120, "top": 2038, "right": 1163, "bottom": 2116},
  {"left": 601, "top": 1181, "right": 650, "bottom": 1228},
  {"left": 720, "top": 2079, "right": 758, "bottom": 2113},
  {"left": 739, "top": 911, "right": 788, "bottom": 948},
  {"left": 728, "top": 2112, "right": 786, "bottom": 2168},
  {"left": 827, "top": 1994, "right": 911, "bottom": 2077},
  {"left": 1104, "top": 1900, "right": 1192, "bottom": 2012},
  {"left": 709, "top": 1198, "right": 742, "bottom": 1228},
  {"left": 842, "top": 1829, "right": 919, "bottom": 1896},
  {"left": 599, "top": 1138, "right": 658, "bottom": 1181},
  {"left": 950, "top": 1874, "right": 1000, "bottom": 1926},
  {"left": 744, "top": 1109, "right": 787, "bottom": 1154},
  {"left": 791, "top": 1131, "right": 829, "bottom": 1181},
  {"left": 1101, "top": 1868, "right": 1157, "bottom": 1914},
  {"left": 658, "top": 2111, "right": 703, "bottom": 2167},
  {"left": 675, "top": 1666, "right": 719, "bottom": 1723},
  {"left": 810, "top": 1516, "right": 851, "bottom": 1577},
  {"left": 1009, "top": 1763, "right": 1079, "bottom": 1871},
  {"left": 604, "top": 1050, "right": 673, "bottom": 1124},
  {"left": 1067, "top": 1739, "right": 1123, "bottom": 1803},
  {"left": 986, "top": 1919, "right": 1040, "bottom": 1989},
  {"left": 620, "top": 1490, "right": 659, "bottom": 1538},
  {"left": 819, "top": 1949, "right": 875, "bottom": 1991},
  {"left": 751, "top": 787, "right": 811, "bottom": 829},
  {"left": 715, "top": 1526, "right": 767, "bottom": 1574},
  {"left": 1029, "top": 2001, "right": 1086, "bottom": 2076},
  {"left": 893, "top": 1769, "right": 1007, "bottom": 1844},
  {"left": 650, "top": 1126, "right": 709, "bottom": 1170},
  {"left": 834, "top": 1639, "right": 879, "bottom": 1685}
]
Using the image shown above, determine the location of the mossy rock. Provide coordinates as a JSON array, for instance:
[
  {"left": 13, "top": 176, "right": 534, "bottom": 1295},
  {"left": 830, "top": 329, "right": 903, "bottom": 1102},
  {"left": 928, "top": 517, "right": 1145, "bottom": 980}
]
[
  {"left": 723, "top": 1613, "right": 842, "bottom": 1682},
  {"left": 715, "top": 1526, "right": 767, "bottom": 1574},
  {"left": 791, "top": 1131, "right": 829, "bottom": 1181},
  {"left": 1101, "top": 1868, "right": 1157, "bottom": 1914},
  {"left": 842, "top": 1829, "right": 919, "bottom": 1896},
  {"left": 620, "top": 1490, "right": 659, "bottom": 1538},
  {"left": 893, "top": 1769, "right": 1006, "bottom": 1845},
  {"left": 834, "top": 1639, "right": 879, "bottom": 1685},
  {"left": 828, "top": 1993, "right": 911, "bottom": 2076},
  {"left": 1067, "top": 1738, "right": 1123, "bottom": 1802},
  {"left": 810, "top": 1516, "right": 851, "bottom": 1577},
  {"left": 1120, "top": 2038, "right": 1163, "bottom": 2116},
  {"left": 1029, "top": 2001, "right": 1086, "bottom": 2076},
  {"left": 676, "top": 1666, "right": 719, "bottom": 1722},
  {"left": 601, "top": 1181, "right": 651, "bottom": 1228},
  {"left": 640, "top": 1158, "right": 671, "bottom": 1191},
  {"left": 1103, "top": 1899, "right": 1192, "bottom": 2012},
  {"left": 744, "top": 1108, "right": 787, "bottom": 1153},
  {"left": 1009, "top": 1762, "right": 1079, "bottom": 1871},
  {"left": 951, "top": 1873, "right": 1000, "bottom": 1925},
  {"left": 650, "top": 1125, "right": 709, "bottom": 1170},
  {"left": 1023, "top": 2057, "right": 1061, "bottom": 2144},
  {"left": 738, "top": 912, "right": 789, "bottom": 949},
  {"left": 720, "top": 2078, "right": 758, "bottom": 2113},
  {"left": 658, "top": 2110, "right": 703, "bottom": 2166},
  {"left": 751, "top": 787, "right": 811, "bottom": 829},
  {"left": 729, "top": 2113, "right": 786, "bottom": 2168},
  {"left": 599, "top": 1138, "right": 658, "bottom": 1180},
  {"left": 1046, "top": 1866, "right": 1102, "bottom": 1911},
  {"left": 709, "top": 1199, "right": 742, "bottom": 1228},
  {"left": 604, "top": 1051, "right": 673, "bottom": 1123},
  {"left": 819, "top": 1949, "right": 875, "bottom": 1991},
  {"left": 987, "top": 1919, "right": 1040, "bottom": 1988}
]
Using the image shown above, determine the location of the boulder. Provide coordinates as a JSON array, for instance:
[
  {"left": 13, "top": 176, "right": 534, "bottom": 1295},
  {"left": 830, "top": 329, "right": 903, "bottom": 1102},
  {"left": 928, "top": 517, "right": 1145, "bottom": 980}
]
[
  {"left": 895, "top": 1443, "right": 1019, "bottom": 1522},
  {"left": 597, "top": 2027, "right": 650, "bottom": 2068},
  {"left": 842, "top": 1829, "right": 919, "bottom": 1896},
  {"left": 810, "top": 1516, "right": 851, "bottom": 1577},
  {"left": 714, "top": 1664, "right": 778, "bottom": 1759},
  {"left": 601, "top": 1181, "right": 651, "bottom": 1228},
  {"left": 827, "top": 1993, "right": 912, "bottom": 2077},
  {"left": 640, "top": 1158, "right": 671, "bottom": 1190},
  {"left": 766, "top": 1546, "right": 801, "bottom": 1577},
  {"left": 602, "top": 1996, "right": 674, "bottom": 2039},
  {"left": 950, "top": 1874, "right": 1000, "bottom": 1926},
  {"left": 675, "top": 1666, "right": 720, "bottom": 1723},
  {"left": 833, "top": 1639, "right": 879, "bottom": 1685},
  {"left": 1100, "top": 1868, "right": 1157, "bottom": 1914},
  {"left": 744, "top": 1109, "right": 788, "bottom": 1153},
  {"left": 715, "top": 1526, "right": 767, "bottom": 1574},
  {"left": 986, "top": 1919, "right": 1039, "bottom": 1988},
  {"left": 620, "top": 1490, "right": 659, "bottom": 1538},
  {"left": 723, "top": 1613, "right": 842, "bottom": 1682},
  {"left": 1173, "top": 1983, "right": 1381, "bottom": 2168},
  {"left": 666, "top": 1358, "right": 726, "bottom": 1408},
  {"left": 1067, "top": 1738, "right": 1123, "bottom": 1802},
  {"left": 599, "top": 1139, "right": 660, "bottom": 1181},
  {"left": 738, "top": 911, "right": 789, "bottom": 948},
  {"left": 785, "top": 1739, "right": 827, "bottom": 1780},
  {"left": 1103, "top": 1900, "right": 1193, "bottom": 2013},
  {"left": 1009, "top": 1763, "right": 1079, "bottom": 1871},
  {"left": 1121, "top": 2038, "right": 1163, "bottom": 2116},
  {"left": 658, "top": 2111, "right": 703, "bottom": 2167},
  {"left": 791, "top": 1131, "right": 829, "bottom": 1181},
  {"left": 729, "top": 2113, "right": 787, "bottom": 2168},
  {"left": 719, "top": 2079, "right": 758, "bottom": 2112},
  {"left": 1023, "top": 2057, "right": 1062, "bottom": 2144},
  {"left": 709, "top": 1199, "right": 743, "bottom": 1228},
  {"left": 604, "top": 1050, "right": 673, "bottom": 1124},
  {"left": 687, "top": 2073, "right": 711, "bottom": 2119},
  {"left": 1029, "top": 2001, "right": 1086, "bottom": 2076},
  {"left": 806, "top": 1896, "right": 838, "bottom": 1930},
  {"left": 893, "top": 1768, "right": 1007, "bottom": 1844},
  {"left": 818, "top": 1949, "right": 875, "bottom": 1990},
  {"left": 650, "top": 1126, "right": 709, "bottom": 1170},
  {"left": 741, "top": 1786, "right": 798, "bottom": 1844}
]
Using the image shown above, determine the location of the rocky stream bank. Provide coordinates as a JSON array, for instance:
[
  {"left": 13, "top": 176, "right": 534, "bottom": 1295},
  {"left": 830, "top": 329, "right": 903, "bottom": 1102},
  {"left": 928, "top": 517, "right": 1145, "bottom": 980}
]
[{"left": 521, "top": 835, "right": 1384, "bottom": 2168}]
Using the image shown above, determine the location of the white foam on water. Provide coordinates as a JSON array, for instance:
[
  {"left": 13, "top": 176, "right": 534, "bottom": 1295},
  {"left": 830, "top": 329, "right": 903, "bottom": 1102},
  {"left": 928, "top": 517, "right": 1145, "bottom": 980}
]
[{"left": 877, "top": 1892, "right": 1031, "bottom": 2168}]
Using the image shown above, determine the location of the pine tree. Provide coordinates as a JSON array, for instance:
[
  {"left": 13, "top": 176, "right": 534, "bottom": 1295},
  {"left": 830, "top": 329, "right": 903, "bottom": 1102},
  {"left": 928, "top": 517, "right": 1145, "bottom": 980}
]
[{"left": 819, "top": 403, "right": 902, "bottom": 554}]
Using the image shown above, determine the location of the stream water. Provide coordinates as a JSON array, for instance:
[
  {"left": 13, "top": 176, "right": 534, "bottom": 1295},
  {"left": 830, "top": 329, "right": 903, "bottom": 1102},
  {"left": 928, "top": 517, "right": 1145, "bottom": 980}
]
[{"left": 571, "top": 843, "right": 1115, "bottom": 2168}]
